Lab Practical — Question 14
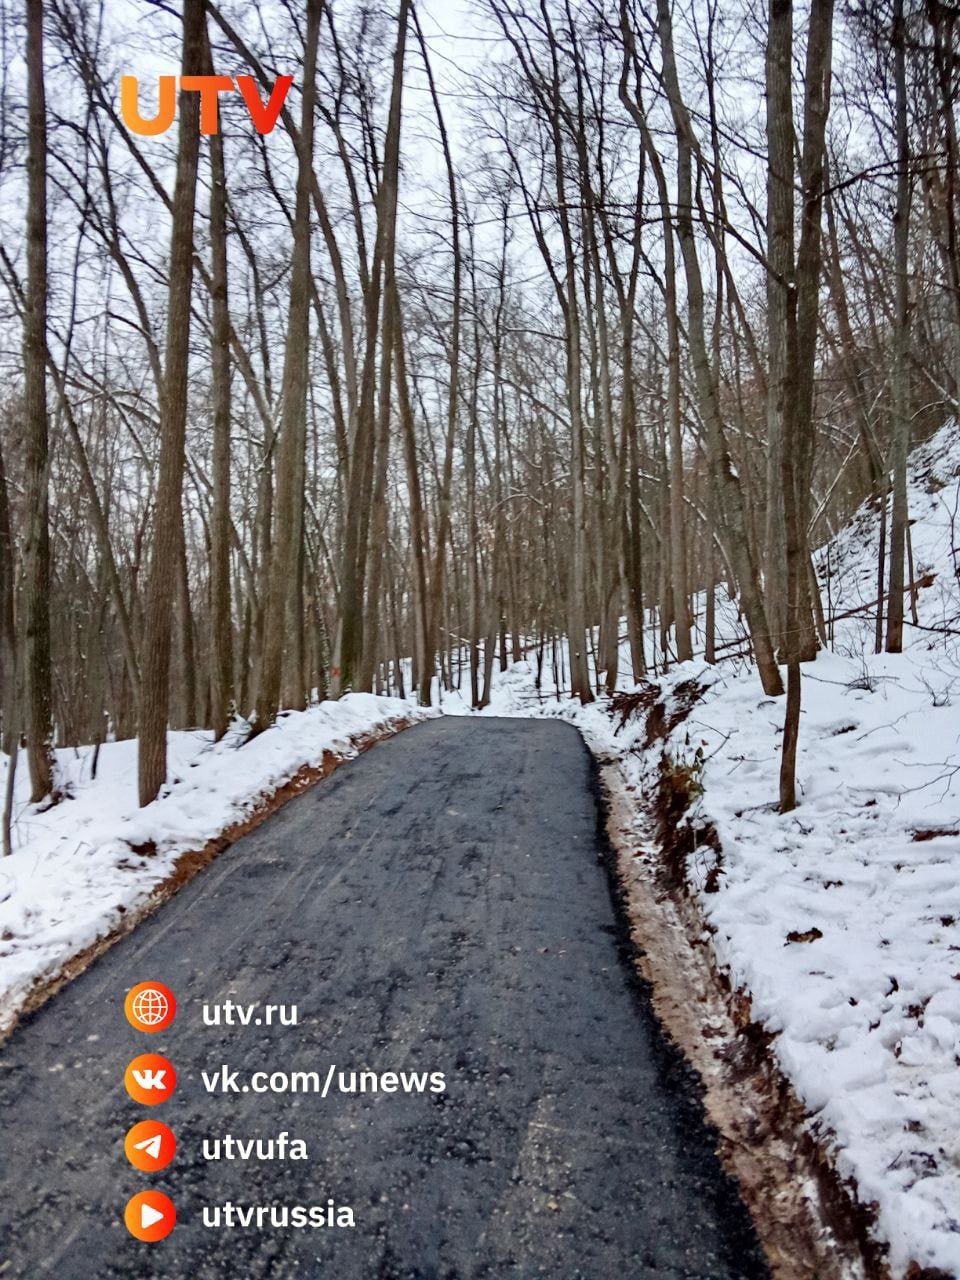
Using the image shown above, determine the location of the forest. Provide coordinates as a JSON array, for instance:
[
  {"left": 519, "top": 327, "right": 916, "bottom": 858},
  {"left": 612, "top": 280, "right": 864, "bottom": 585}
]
[{"left": 0, "top": 0, "right": 954, "bottom": 827}]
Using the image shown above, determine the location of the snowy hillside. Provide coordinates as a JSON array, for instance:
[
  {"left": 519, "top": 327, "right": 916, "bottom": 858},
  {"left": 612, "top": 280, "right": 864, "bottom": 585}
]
[{"left": 467, "top": 420, "right": 960, "bottom": 1278}]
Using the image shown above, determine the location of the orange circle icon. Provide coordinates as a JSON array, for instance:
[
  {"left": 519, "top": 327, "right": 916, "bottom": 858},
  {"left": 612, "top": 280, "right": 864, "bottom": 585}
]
[
  {"left": 124, "top": 1190, "right": 176, "bottom": 1242},
  {"left": 124, "top": 1119, "right": 177, "bottom": 1172},
  {"left": 124, "top": 1053, "right": 176, "bottom": 1106},
  {"left": 125, "top": 982, "right": 176, "bottom": 1033}
]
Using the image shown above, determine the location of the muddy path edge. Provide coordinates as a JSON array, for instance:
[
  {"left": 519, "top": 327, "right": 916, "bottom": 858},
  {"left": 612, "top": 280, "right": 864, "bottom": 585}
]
[{"left": 590, "top": 738, "right": 892, "bottom": 1280}]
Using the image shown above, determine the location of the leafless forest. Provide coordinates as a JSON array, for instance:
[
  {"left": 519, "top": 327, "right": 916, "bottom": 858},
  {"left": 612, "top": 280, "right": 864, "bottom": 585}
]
[{"left": 0, "top": 0, "right": 953, "bottom": 821}]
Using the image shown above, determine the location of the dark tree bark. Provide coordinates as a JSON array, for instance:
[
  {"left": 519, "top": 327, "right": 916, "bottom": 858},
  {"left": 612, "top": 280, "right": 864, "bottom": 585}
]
[
  {"left": 542, "top": 2, "right": 593, "bottom": 703},
  {"left": 412, "top": 7, "right": 461, "bottom": 678},
  {"left": 138, "top": 0, "right": 205, "bottom": 806},
  {"left": 642, "top": 0, "right": 785, "bottom": 697},
  {"left": 207, "top": 20, "right": 234, "bottom": 741},
  {"left": 0, "top": 442, "right": 16, "bottom": 760},
  {"left": 778, "top": 0, "right": 833, "bottom": 812},
  {"left": 392, "top": 295, "right": 432, "bottom": 705},
  {"left": 333, "top": 0, "right": 409, "bottom": 695},
  {"left": 764, "top": 0, "right": 792, "bottom": 649},
  {"left": 257, "top": 0, "right": 321, "bottom": 727},
  {"left": 21, "top": 0, "right": 55, "bottom": 802},
  {"left": 886, "top": 0, "right": 911, "bottom": 654}
]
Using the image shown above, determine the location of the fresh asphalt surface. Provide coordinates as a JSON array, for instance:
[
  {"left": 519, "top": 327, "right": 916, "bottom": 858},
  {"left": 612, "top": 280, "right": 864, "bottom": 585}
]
[{"left": 0, "top": 717, "right": 770, "bottom": 1279}]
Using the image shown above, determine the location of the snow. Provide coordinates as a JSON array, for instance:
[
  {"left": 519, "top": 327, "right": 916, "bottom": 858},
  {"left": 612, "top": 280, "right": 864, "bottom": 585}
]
[
  {"left": 0, "top": 694, "right": 432, "bottom": 1034},
  {"left": 647, "top": 651, "right": 960, "bottom": 1277},
  {"left": 452, "top": 420, "right": 960, "bottom": 1277},
  {"left": 675, "top": 425, "right": 960, "bottom": 1277}
]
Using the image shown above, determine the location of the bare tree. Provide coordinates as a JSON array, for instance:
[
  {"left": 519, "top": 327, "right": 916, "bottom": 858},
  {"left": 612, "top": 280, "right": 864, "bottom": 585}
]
[
  {"left": 333, "top": 0, "right": 410, "bottom": 696},
  {"left": 21, "top": 0, "right": 55, "bottom": 802},
  {"left": 207, "top": 20, "right": 234, "bottom": 741},
  {"left": 885, "top": 0, "right": 912, "bottom": 654},
  {"left": 650, "top": 0, "right": 784, "bottom": 697},
  {"left": 138, "top": 0, "right": 205, "bottom": 805},
  {"left": 256, "top": 0, "right": 321, "bottom": 728},
  {"left": 776, "top": 0, "right": 834, "bottom": 812},
  {"left": 0, "top": 0, "right": 954, "bottom": 832}
]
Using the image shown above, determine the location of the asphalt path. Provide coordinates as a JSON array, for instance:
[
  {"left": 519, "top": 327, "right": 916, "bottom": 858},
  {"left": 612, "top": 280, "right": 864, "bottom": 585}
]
[{"left": 0, "top": 716, "right": 769, "bottom": 1279}]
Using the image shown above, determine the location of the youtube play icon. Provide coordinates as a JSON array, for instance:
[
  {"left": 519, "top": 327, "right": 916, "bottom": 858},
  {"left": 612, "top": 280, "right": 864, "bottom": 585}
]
[{"left": 124, "top": 1190, "right": 176, "bottom": 1242}]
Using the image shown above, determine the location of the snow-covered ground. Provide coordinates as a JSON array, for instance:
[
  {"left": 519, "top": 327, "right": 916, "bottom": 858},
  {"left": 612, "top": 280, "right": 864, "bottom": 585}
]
[
  {"left": 457, "top": 421, "right": 960, "bottom": 1278},
  {"left": 0, "top": 694, "right": 430, "bottom": 1033}
]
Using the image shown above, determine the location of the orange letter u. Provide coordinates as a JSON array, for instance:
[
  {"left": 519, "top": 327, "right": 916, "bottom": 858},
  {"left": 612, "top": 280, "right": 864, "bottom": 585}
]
[{"left": 120, "top": 75, "right": 177, "bottom": 136}]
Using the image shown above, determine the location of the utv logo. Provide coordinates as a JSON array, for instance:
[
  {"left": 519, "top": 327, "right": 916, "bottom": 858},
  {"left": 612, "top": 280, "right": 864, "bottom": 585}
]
[{"left": 120, "top": 75, "right": 293, "bottom": 136}]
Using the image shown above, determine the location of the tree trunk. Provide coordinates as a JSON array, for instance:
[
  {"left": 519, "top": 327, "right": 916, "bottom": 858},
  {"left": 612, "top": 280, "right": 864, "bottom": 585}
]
[
  {"left": 256, "top": 0, "right": 320, "bottom": 727},
  {"left": 412, "top": 11, "right": 461, "bottom": 670},
  {"left": 0, "top": 442, "right": 17, "bottom": 757},
  {"left": 207, "top": 21, "right": 233, "bottom": 740},
  {"left": 886, "top": 0, "right": 911, "bottom": 654},
  {"left": 333, "top": 0, "right": 409, "bottom": 695},
  {"left": 764, "top": 0, "right": 792, "bottom": 650},
  {"left": 392, "top": 295, "right": 432, "bottom": 705},
  {"left": 176, "top": 517, "right": 197, "bottom": 727},
  {"left": 650, "top": 0, "right": 784, "bottom": 698},
  {"left": 544, "top": 14, "right": 592, "bottom": 703},
  {"left": 138, "top": 0, "right": 204, "bottom": 806},
  {"left": 777, "top": 0, "right": 834, "bottom": 812},
  {"left": 22, "top": 0, "right": 55, "bottom": 802}
]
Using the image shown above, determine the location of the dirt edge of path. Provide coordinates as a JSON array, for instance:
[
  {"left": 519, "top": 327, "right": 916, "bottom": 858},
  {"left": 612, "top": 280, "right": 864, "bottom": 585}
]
[
  {"left": 594, "top": 756, "right": 881, "bottom": 1280},
  {"left": 0, "top": 716, "right": 420, "bottom": 1045}
]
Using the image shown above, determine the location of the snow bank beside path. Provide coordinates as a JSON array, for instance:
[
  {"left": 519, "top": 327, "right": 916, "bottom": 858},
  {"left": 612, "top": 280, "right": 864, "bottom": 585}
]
[
  {"left": 668, "top": 433, "right": 960, "bottom": 1279},
  {"left": 456, "top": 422, "right": 960, "bottom": 1277},
  {"left": 0, "top": 694, "right": 429, "bottom": 1033},
  {"left": 640, "top": 655, "right": 959, "bottom": 1278}
]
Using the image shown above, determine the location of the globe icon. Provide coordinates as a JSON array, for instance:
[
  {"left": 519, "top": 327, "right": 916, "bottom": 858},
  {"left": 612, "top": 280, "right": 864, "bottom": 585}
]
[{"left": 132, "top": 988, "right": 169, "bottom": 1027}]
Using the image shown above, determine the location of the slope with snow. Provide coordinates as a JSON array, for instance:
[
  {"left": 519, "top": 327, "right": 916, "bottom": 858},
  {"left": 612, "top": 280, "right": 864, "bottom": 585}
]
[{"left": 669, "top": 424, "right": 960, "bottom": 1277}]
